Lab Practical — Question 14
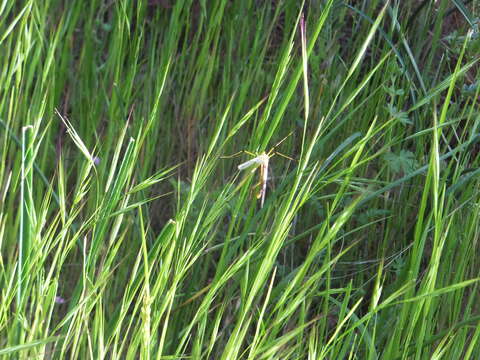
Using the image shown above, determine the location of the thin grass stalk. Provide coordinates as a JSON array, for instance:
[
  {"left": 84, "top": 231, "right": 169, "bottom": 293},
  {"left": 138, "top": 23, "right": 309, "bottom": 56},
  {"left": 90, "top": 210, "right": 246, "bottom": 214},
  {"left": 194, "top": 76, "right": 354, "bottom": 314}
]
[{"left": 17, "top": 125, "right": 34, "bottom": 346}]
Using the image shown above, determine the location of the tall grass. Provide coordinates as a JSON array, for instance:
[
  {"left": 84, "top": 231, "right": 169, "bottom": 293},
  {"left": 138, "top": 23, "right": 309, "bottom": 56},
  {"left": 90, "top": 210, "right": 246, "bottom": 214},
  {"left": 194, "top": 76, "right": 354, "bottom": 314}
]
[{"left": 1, "top": 0, "right": 479, "bottom": 358}]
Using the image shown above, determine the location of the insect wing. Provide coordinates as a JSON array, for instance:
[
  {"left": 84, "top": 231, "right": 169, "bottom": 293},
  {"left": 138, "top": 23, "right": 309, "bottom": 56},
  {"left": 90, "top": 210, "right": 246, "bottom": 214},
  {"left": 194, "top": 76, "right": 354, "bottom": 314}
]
[{"left": 238, "top": 156, "right": 261, "bottom": 170}]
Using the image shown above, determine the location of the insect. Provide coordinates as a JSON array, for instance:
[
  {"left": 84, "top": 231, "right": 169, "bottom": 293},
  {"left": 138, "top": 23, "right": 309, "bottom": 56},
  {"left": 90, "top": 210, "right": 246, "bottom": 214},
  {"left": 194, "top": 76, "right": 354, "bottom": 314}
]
[
  {"left": 226, "top": 133, "right": 294, "bottom": 208},
  {"left": 237, "top": 152, "right": 271, "bottom": 207}
]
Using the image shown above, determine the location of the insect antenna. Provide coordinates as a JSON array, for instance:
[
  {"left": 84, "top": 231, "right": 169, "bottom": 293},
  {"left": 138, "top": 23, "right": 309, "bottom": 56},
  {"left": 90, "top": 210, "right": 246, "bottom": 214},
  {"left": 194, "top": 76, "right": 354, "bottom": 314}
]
[{"left": 267, "top": 130, "right": 295, "bottom": 156}]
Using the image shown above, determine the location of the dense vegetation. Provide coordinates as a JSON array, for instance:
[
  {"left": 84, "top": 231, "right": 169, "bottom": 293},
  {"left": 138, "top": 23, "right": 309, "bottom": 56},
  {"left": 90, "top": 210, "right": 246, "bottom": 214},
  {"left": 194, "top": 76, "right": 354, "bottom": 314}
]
[{"left": 1, "top": 0, "right": 479, "bottom": 358}]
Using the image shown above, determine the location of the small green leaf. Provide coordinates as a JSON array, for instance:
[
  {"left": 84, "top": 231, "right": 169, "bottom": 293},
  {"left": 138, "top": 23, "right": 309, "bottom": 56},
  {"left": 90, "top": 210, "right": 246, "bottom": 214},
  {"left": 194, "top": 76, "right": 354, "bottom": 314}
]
[
  {"left": 383, "top": 150, "right": 418, "bottom": 175},
  {"left": 386, "top": 103, "right": 412, "bottom": 125},
  {"left": 384, "top": 85, "right": 404, "bottom": 96}
]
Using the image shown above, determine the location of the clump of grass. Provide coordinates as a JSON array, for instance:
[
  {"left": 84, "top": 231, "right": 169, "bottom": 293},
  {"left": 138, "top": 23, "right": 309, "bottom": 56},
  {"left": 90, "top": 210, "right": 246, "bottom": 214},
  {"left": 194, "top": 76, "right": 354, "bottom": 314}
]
[{"left": 1, "top": 0, "right": 479, "bottom": 358}]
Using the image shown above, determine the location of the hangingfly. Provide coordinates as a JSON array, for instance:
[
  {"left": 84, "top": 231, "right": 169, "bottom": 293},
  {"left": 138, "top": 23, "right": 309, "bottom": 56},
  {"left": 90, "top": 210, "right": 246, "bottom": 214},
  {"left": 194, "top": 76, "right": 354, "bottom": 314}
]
[
  {"left": 231, "top": 132, "right": 294, "bottom": 208},
  {"left": 238, "top": 152, "right": 270, "bottom": 208}
]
